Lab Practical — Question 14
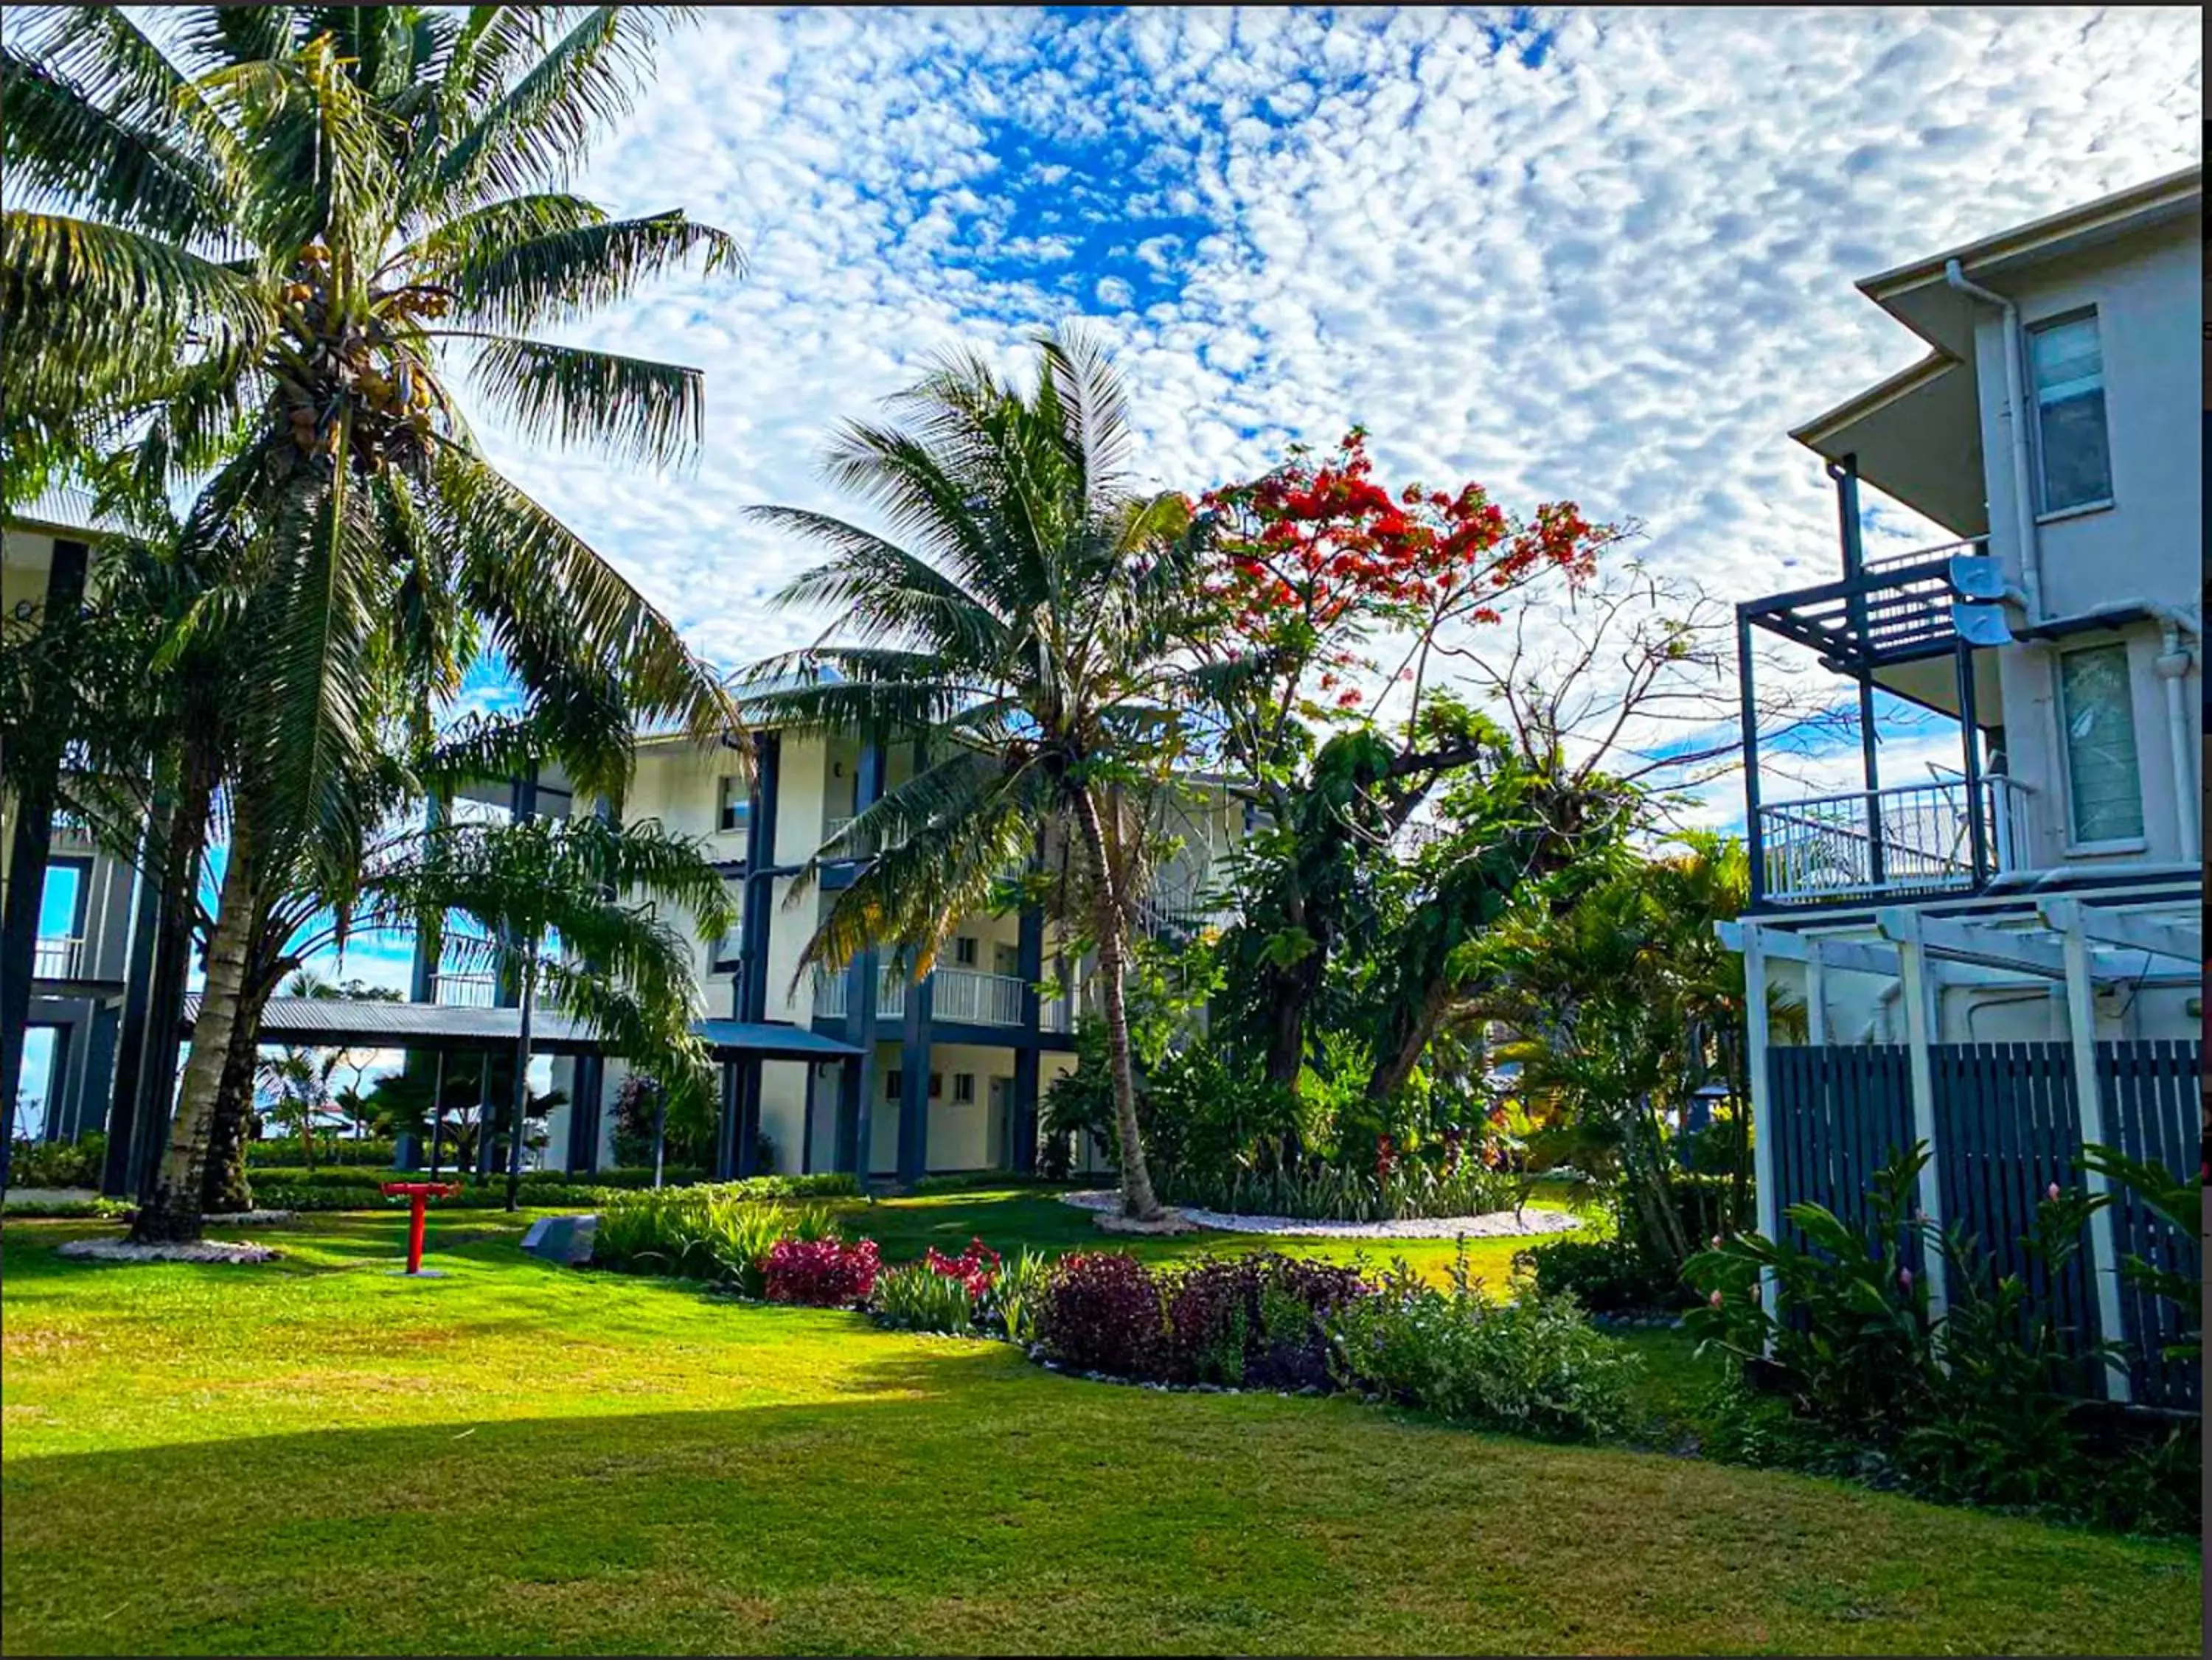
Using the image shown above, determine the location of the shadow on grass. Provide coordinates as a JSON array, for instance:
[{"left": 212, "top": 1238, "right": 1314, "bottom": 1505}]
[{"left": 4, "top": 1332, "right": 2199, "bottom": 1659}]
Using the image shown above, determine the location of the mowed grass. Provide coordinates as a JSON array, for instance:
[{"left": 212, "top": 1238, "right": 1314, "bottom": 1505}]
[{"left": 3, "top": 1211, "right": 2200, "bottom": 1657}]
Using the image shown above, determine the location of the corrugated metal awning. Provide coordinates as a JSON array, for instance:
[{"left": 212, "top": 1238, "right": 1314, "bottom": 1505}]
[{"left": 182, "top": 996, "right": 863, "bottom": 1061}]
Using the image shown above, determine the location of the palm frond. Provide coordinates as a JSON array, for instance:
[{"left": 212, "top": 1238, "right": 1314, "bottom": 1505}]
[
  {"left": 0, "top": 47, "right": 234, "bottom": 244},
  {"left": 465, "top": 334, "right": 705, "bottom": 468},
  {"left": 423, "top": 207, "right": 739, "bottom": 333},
  {"left": 430, "top": 445, "right": 734, "bottom": 744},
  {"left": 434, "top": 5, "right": 686, "bottom": 206}
]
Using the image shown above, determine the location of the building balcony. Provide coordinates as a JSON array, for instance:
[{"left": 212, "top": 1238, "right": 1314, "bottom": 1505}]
[
  {"left": 32, "top": 934, "right": 84, "bottom": 980},
  {"left": 1757, "top": 775, "right": 2038, "bottom": 905},
  {"left": 815, "top": 965, "right": 1072, "bottom": 1032}
]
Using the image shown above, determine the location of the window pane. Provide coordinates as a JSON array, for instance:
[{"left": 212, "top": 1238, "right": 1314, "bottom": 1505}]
[
  {"left": 2031, "top": 317, "right": 2101, "bottom": 389},
  {"left": 2031, "top": 316, "right": 2112, "bottom": 512},
  {"left": 2059, "top": 645, "right": 2143, "bottom": 843}
]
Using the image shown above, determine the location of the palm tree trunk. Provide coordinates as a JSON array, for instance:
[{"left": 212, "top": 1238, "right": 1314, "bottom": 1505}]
[
  {"left": 199, "top": 1006, "right": 265, "bottom": 1214},
  {"left": 133, "top": 816, "right": 260, "bottom": 1244},
  {"left": 504, "top": 946, "right": 537, "bottom": 1212},
  {"left": 1068, "top": 785, "right": 1163, "bottom": 1221}
]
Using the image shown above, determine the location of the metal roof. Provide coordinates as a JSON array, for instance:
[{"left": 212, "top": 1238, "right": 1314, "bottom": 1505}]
[
  {"left": 4, "top": 485, "right": 122, "bottom": 540},
  {"left": 184, "top": 997, "right": 863, "bottom": 1060}
]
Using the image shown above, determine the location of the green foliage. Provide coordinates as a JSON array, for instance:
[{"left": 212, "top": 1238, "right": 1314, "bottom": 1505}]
[
  {"left": 1326, "top": 1250, "right": 1638, "bottom": 1440},
  {"left": 591, "top": 1190, "right": 842, "bottom": 1295},
  {"left": 1681, "top": 1144, "right": 2199, "bottom": 1535},
  {"left": 246, "top": 1136, "right": 394, "bottom": 1168},
  {"left": 7, "top": 1133, "right": 106, "bottom": 1189},
  {"left": 1516, "top": 1235, "right": 1689, "bottom": 1314},
  {"left": 872, "top": 1263, "right": 981, "bottom": 1335},
  {"left": 1160, "top": 1159, "right": 1519, "bottom": 1224},
  {"left": 3, "top": 1195, "right": 133, "bottom": 1219},
  {"left": 2079, "top": 1141, "right": 2203, "bottom": 1362},
  {"left": 985, "top": 1248, "right": 1053, "bottom": 1345}
]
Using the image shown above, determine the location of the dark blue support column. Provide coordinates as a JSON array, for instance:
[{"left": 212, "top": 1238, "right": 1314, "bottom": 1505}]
[
  {"left": 1737, "top": 610, "right": 1764, "bottom": 907},
  {"left": 731, "top": 736, "right": 780, "bottom": 1179},
  {"left": 1012, "top": 899, "right": 1045, "bottom": 1174},
  {"left": 74, "top": 1003, "right": 120, "bottom": 1140},
  {"left": 714, "top": 1059, "right": 740, "bottom": 1179},
  {"left": 565, "top": 1054, "right": 605, "bottom": 1175},
  {"left": 896, "top": 968, "right": 934, "bottom": 1187},
  {"left": 1, "top": 540, "right": 88, "bottom": 1188},
  {"left": 839, "top": 733, "right": 887, "bottom": 1179},
  {"left": 408, "top": 794, "right": 446, "bottom": 1004}
]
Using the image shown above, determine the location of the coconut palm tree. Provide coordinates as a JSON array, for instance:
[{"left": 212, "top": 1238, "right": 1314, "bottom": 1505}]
[
  {"left": 737, "top": 332, "right": 1204, "bottom": 1220},
  {"left": 3, "top": 7, "right": 741, "bottom": 1239}
]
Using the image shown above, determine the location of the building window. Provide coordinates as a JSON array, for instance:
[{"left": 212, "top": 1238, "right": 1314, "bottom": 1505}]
[
  {"left": 953, "top": 935, "right": 978, "bottom": 966},
  {"left": 885, "top": 1070, "right": 902, "bottom": 1102},
  {"left": 2028, "top": 313, "right": 2112, "bottom": 514},
  {"left": 929, "top": 1071, "right": 943, "bottom": 1100},
  {"left": 2057, "top": 643, "right": 2144, "bottom": 845},
  {"left": 953, "top": 1072, "right": 975, "bottom": 1104},
  {"left": 717, "top": 777, "right": 749, "bottom": 834},
  {"left": 994, "top": 941, "right": 1020, "bottom": 977}
]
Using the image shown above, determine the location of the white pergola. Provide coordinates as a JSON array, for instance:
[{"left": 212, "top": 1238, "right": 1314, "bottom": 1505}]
[{"left": 1719, "top": 899, "right": 2199, "bottom": 1403}]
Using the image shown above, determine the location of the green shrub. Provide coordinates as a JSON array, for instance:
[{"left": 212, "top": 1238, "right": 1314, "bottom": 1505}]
[
  {"left": 1160, "top": 1159, "right": 1518, "bottom": 1224},
  {"left": 591, "top": 1190, "right": 841, "bottom": 1294},
  {"left": 7, "top": 1134, "right": 106, "bottom": 1189},
  {"left": 246, "top": 1137, "right": 394, "bottom": 1168},
  {"left": 1326, "top": 1252, "right": 1637, "bottom": 1440},
  {"left": 873, "top": 1263, "right": 981, "bottom": 1333},
  {"left": 907, "top": 1171, "right": 1070, "bottom": 1195},
  {"left": 1683, "top": 1143, "right": 2200, "bottom": 1535},
  {"left": 985, "top": 1248, "right": 1053, "bottom": 1345},
  {"left": 1515, "top": 1235, "right": 1691, "bottom": 1313},
  {"left": 3, "top": 1195, "right": 132, "bottom": 1219}
]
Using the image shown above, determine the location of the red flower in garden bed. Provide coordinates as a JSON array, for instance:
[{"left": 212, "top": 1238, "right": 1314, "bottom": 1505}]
[{"left": 923, "top": 1237, "right": 1001, "bottom": 1299}]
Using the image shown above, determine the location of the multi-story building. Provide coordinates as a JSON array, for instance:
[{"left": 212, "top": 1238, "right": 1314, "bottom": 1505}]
[
  {"left": 2, "top": 473, "right": 1245, "bottom": 1191},
  {"left": 1724, "top": 168, "right": 2201, "bottom": 1406},
  {"left": 2, "top": 489, "right": 158, "bottom": 1181}
]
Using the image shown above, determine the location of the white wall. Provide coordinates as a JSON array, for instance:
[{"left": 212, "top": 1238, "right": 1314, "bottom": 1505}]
[{"left": 1969, "top": 217, "right": 2201, "bottom": 871}]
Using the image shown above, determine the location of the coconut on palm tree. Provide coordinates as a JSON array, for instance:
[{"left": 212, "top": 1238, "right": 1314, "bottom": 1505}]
[
  {"left": 737, "top": 331, "right": 1206, "bottom": 1221},
  {"left": 4, "top": 6, "right": 742, "bottom": 1241}
]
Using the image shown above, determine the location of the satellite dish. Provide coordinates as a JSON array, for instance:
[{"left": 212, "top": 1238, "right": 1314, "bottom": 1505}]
[
  {"left": 1952, "top": 601, "right": 2014, "bottom": 646},
  {"left": 1948, "top": 554, "right": 2008, "bottom": 600}
]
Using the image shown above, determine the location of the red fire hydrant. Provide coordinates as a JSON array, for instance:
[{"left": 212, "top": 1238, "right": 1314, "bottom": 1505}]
[{"left": 381, "top": 1182, "right": 462, "bottom": 1275}]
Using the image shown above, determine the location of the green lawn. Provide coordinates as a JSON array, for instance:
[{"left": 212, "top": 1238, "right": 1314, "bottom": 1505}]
[
  {"left": 2, "top": 1210, "right": 2199, "bottom": 1656},
  {"left": 818, "top": 1179, "right": 1604, "bottom": 1288}
]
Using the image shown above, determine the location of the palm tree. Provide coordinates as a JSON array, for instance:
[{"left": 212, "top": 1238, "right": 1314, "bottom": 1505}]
[
  {"left": 3, "top": 7, "right": 742, "bottom": 1240},
  {"left": 362, "top": 809, "right": 735, "bottom": 1210},
  {"left": 737, "top": 332, "right": 1203, "bottom": 1220}
]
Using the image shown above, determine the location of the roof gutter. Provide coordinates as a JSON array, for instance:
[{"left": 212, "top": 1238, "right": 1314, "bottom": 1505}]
[{"left": 1943, "top": 259, "right": 2043, "bottom": 624}]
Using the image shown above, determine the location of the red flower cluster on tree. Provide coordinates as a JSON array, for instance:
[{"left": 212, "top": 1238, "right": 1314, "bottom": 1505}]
[
  {"left": 1197, "top": 429, "right": 1610, "bottom": 725},
  {"left": 922, "top": 1238, "right": 1001, "bottom": 1299}
]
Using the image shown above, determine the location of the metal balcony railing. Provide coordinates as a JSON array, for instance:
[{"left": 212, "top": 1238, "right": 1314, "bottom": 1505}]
[
  {"left": 31, "top": 935, "right": 83, "bottom": 979},
  {"left": 434, "top": 970, "right": 498, "bottom": 1008},
  {"left": 1758, "top": 776, "right": 2037, "bottom": 903},
  {"left": 815, "top": 966, "right": 1043, "bottom": 1029}
]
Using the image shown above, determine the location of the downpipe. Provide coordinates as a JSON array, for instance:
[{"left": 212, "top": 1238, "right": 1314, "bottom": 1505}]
[{"left": 1944, "top": 259, "right": 2042, "bottom": 624}]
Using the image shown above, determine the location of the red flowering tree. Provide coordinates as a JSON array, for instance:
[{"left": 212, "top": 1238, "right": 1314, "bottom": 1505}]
[
  {"left": 1185, "top": 430, "right": 1623, "bottom": 1096},
  {"left": 1194, "top": 428, "right": 1606, "bottom": 775}
]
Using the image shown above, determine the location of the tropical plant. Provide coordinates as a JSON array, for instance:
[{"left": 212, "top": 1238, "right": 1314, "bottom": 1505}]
[
  {"left": 1326, "top": 1253, "right": 1637, "bottom": 1440},
  {"left": 872, "top": 1261, "right": 984, "bottom": 1335},
  {"left": 2078, "top": 1142, "right": 2203, "bottom": 1363},
  {"left": 361, "top": 812, "right": 736, "bottom": 1208},
  {"left": 4, "top": 6, "right": 741, "bottom": 1241},
  {"left": 737, "top": 330, "right": 1210, "bottom": 1220},
  {"left": 984, "top": 1246, "right": 1052, "bottom": 1345}
]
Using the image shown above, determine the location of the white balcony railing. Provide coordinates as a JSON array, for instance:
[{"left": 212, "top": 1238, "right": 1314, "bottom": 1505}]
[
  {"left": 31, "top": 935, "right": 83, "bottom": 979},
  {"left": 1758, "top": 776, "right": 2036, "bottom": 903},
  {"left": 814, "top": 966, "right": 1041, "bottom": 1028},
  {"left": 434, "top": 971, "right": 498, "bottom": 1008}
]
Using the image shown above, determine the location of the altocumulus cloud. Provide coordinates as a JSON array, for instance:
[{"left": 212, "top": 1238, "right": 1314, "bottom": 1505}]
[{"left": 473, "top": 5, "right": 2198, "bottom": 689}]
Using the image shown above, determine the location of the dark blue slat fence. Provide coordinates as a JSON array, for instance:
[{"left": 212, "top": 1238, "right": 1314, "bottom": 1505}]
[{"left": 1766, "top": 1039, "right": 2199, "bottom": 1409}]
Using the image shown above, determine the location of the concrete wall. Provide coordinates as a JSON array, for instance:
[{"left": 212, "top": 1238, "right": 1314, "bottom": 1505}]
[{"left": 1968, "top": 217, "right": 2201, "bottom": 871}]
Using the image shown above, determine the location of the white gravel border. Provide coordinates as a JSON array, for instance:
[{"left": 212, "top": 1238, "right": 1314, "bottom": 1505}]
[
  {"left": 1060, "top": 1188, "right": 1585, "bottom": 1240},
  {"left": 55, "top": 1238, "right": 277, "bottom": 1264}
]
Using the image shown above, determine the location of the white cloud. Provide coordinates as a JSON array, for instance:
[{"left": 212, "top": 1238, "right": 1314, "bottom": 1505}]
[{"left": 465, "top": 4, "right": 2194, "bottom": 703}]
